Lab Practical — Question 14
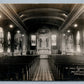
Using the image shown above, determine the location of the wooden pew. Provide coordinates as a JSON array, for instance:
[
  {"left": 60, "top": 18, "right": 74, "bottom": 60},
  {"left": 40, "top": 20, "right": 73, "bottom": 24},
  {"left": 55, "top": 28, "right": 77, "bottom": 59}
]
[
  {"left": 48, "top": 55, "right": 84, "bottom": 80},
  {"left": 0, "top": 55, "right": 39, "bottom": 81}
]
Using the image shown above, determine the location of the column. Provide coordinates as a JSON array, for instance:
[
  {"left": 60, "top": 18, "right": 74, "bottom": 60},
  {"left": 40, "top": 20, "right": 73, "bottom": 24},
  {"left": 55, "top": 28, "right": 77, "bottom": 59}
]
[
  {"left": 10, "top": 31, "right": 15, "bottom": 56},
  {"left": 3, "top": 28, "right": 8, "bottom": 55}
]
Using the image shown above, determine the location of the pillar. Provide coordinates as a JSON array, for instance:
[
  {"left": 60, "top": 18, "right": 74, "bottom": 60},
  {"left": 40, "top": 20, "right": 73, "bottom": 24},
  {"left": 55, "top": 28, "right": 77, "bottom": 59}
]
[
  {"left": 3, "top": 28, "right": 8, "bottom": 55},
  {"left": 27, "top": 34, "right": 30, "bottom": 51},
  {"left": 10, "top": 31, "right": 15, "bottom": 56}
]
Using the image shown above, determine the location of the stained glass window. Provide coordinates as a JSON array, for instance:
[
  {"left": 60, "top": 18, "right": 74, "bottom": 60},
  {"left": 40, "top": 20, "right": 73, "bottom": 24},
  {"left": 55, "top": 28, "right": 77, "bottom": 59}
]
[
  {"left": 31, "top": 35, "right": 36, "bottom": 46},
  {"left": 7, "top": 32, "right": 11, "bottom": 53},
  {"left": 51, "top": 35, "right": 56, "bottom": 46},
  {"left": 76, "top": 31, "right": 80, "bottom": 52},
  {"left": 0, "top": 27, "right": 4, "bottom": 52}
]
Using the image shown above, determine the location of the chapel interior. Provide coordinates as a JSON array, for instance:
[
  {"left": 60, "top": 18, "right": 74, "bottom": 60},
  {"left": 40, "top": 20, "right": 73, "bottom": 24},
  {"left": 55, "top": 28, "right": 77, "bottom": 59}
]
[{"left": 0, "top": 4, "right": 83, "bottom": 81}]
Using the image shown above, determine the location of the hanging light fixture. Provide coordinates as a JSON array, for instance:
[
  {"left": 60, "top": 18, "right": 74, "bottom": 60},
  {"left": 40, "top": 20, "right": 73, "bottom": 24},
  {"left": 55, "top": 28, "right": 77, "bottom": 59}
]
[
  {"left": 63, "top": 34, "right": 65, "bottom": 36},
  {"left": 74, "top": 24, "right": 78, "bottom": 27},
  {"left": 9, "top": 24, "right": 13, "bottom": 28},
  {"left": 17, "top": 30, "right": 20, "bottom": 34},
  {"left": 22, "top": 34, "right": 24, "bottom": 37},
  {"left": 67, "top": 30, "right": 70, "bottom": 33}
]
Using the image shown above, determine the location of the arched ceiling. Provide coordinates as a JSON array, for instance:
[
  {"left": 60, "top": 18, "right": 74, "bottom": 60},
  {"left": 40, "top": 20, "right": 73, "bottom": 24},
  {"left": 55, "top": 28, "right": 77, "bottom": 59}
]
[
  {"left": 12, "top": 4, "right": 75, "bottom": 32},
  {"left": 19, "top": 8, "right": 68, "bottom": 32},
  {"left": 12, "top": 4, "right": 74, "bottom": 13},
  {"left": 0, "top": 4, "right": 83, "bottom": 34}
]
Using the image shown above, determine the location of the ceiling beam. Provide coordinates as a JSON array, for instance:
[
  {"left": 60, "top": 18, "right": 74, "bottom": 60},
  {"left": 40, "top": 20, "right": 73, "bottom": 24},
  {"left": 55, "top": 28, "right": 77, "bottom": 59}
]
[
  {"left": 59, "top": 4, "right": 84, "bottom": 32},
  {"left": 0, "top": 4, "right": 28, "bottom": 34},
  {"left": 22, "top": 16, "right": 65, "bottom": 22}
]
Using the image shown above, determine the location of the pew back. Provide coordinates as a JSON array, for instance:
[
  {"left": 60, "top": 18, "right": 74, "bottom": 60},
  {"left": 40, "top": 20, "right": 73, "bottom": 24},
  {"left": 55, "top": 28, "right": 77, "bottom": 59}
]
[{"left": 48, "top": 55, "right": 84, "bottom": 80}]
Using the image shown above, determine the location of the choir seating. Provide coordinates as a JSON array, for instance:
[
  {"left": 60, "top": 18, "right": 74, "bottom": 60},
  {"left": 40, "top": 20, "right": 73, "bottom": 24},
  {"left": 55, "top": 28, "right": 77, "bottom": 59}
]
[
  {"left": 0, "top": 55, "right": 39, "bottom": 81},
  {"left": 48, "top": 55, "right": 84, "bottom": 80}
]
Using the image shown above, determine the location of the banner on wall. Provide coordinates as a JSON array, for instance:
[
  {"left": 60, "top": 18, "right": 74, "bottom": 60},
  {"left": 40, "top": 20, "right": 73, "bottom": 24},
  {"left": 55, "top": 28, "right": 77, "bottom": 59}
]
[{"left": 31, "top": 35, "right": 36, "bottom": 46}]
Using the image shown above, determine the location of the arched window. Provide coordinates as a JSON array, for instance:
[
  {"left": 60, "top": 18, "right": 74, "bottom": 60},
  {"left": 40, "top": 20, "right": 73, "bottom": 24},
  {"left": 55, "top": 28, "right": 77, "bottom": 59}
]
[
  {"left": 76, "top": 31, "right": 80, "bottom": 52},
  {"left": 0, "top": 27, "right": 4, "bottom": 52},
  {"left": 7, "top": 32, "right": 11, "bottom": 44},
  {"left": 31, "top": 35, "right": 36, "bottom": 46},
  {"left": 7, "top": 32, "right": 11, "bottom": 53},
  {"left": 51, "top": 35, "right": 56, "bottom": 46},
  {"left": 39, "top": 38, "right": 42, "bottom": 47}
]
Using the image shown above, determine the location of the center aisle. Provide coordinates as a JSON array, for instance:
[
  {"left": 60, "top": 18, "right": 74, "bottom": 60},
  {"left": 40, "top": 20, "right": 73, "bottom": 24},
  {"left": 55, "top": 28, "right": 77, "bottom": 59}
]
[{"left": 32, "top": 58, "right": 54, "bottom": 81}]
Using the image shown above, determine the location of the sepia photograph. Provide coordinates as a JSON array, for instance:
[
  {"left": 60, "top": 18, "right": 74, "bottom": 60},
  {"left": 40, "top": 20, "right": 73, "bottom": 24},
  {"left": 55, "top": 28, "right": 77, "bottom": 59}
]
[{"left": 0, "top": 4, "right": 83, "bottom": 81}]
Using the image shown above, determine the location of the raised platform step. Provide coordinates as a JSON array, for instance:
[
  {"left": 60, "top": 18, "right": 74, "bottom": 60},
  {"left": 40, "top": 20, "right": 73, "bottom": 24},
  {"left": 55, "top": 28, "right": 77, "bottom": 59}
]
[{"left": 40, "top": 55, "right": 48, "bottom": 58}]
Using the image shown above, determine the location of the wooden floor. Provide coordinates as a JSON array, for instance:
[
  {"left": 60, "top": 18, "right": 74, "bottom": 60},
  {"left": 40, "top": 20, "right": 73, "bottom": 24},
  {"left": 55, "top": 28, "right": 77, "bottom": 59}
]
[{"left": 33, "top": 58, "right": 53, "bottom": 81}]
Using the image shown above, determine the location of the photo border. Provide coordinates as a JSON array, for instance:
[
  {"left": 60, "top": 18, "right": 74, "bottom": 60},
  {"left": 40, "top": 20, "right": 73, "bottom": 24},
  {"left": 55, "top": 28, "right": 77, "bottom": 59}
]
[{"left": 0, "top": 0, "right": 84, "bottom": 84}]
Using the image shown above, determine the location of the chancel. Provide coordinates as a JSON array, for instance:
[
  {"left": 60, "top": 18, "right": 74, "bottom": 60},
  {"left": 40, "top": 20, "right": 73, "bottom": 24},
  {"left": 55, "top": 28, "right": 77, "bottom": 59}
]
[{"left": 0, "top": 4, "right": 84, "bottom": 81}]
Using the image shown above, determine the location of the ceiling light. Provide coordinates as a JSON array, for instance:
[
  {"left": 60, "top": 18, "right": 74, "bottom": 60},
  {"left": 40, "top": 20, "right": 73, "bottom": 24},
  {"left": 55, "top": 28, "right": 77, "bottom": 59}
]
[
  {"left": 63, "top": 34, "right": 65, "bottom": 36},
  {"left": 62, "top": 13, "right": 67, "bottom": 17},
  {"left": 17, "top": 30, "right": 20, "bottom": 33},
  {"left": 22, "top": 34, "right": 24, "bottom": 37},
  {"left": 74, "top": 24, "right": 78, "bottom": 27},
  {"left": 9, "top": 24, "right": 13, "bottom": 28},
  {"left": 67, "top": 30, "right": 70, "bottom": 33}
]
